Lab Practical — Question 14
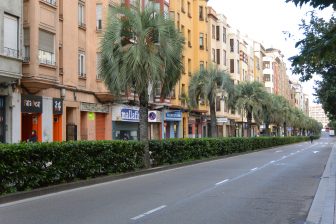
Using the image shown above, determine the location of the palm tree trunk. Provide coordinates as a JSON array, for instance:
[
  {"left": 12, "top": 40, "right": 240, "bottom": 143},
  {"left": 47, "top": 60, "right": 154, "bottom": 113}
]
[
  {"left": 247, "top": 111, "right": 252, "bottom": 137},
  {"left": 265, "top": 123, "right": 270, "bottom": 136},
  {"left": 139, "top": 90, "right": 150, "bottom": 168},
  {"left": 284, "top": 121, "right": 287, "bottom": 136},
  {"left": 210, "top": 102, "right": 217, "bottom": 138}
]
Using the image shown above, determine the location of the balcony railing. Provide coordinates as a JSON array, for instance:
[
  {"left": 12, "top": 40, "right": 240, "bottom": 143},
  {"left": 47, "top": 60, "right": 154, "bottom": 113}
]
[
  {"left": 39, "top": 50, "right": 56, "bottom": 66},
  {"left": 3, "top": 47, "right": 19, "bottom": 58},
  {"left": 42, "top": 0, "right": 57, "bottom": 6}
]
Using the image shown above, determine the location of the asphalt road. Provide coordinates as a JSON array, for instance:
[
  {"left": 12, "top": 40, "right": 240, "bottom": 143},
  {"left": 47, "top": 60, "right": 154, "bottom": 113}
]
[{"left": 0, "top": 137, "right": 334, "bottom": 224}]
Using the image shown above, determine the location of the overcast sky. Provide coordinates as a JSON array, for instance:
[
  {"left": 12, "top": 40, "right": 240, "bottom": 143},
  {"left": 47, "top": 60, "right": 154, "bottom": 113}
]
[{"left": 207, "top": 0, "right": 334, "bottom": 104}]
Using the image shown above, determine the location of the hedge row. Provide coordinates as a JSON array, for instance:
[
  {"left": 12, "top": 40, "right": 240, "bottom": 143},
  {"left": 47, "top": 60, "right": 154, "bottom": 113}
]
[
  {"left": 0, "top": 136, "right": 311, "bottom": 195},
  {"left": 150, "top": 136, "right": 311, "bottom": 165}
]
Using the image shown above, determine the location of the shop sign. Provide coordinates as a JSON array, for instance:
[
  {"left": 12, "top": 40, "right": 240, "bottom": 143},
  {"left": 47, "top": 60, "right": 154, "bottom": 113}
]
[
  {"left": 80, "top": 102, "right": 109, "bottom": 113},
  {"left": 121, "top": 108, "right": 139, "bottom": 122},
  {"left": 217, "top": 117, "right": 228, "bottom": 123},
  {"left": 53, "top": 98, "right": 63, "bottom": 115},
  {"left": 148, "top": 111, "right": 161, "bottom": 122},
  {"left": 21, "top": 95, "right": 43, "bottom": 113},
  {"left": 165, "top": 110, "right": 182, "bottom": 121}
]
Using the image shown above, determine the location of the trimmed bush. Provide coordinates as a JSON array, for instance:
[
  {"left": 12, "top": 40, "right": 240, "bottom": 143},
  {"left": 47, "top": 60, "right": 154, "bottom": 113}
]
[
  {"left": 0, "top": 136, "right": 313, "bottom": 195},
  {"left": 0, "top": 141, "right": 144, "bottom": 194}
]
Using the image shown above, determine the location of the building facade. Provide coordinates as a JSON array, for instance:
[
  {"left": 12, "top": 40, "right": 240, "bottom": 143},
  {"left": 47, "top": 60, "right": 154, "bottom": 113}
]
[
  {"left": 309, "top": 104, "right": 329, "bottom": 128},
  {"left": 0, "top": 0, "right": 23, "bottom": 143}
]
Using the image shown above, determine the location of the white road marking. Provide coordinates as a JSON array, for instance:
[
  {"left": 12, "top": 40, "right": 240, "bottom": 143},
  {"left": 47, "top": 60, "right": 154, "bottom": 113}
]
[
  {"left": 251, "top": 167, "right": 258, "bottom": 171},
  {"left": 275, "top": 150, "right": 282, "bottom": 153},
  {"left": 215, "top": 179, "right": 230, "bottom": 186},
  {"left": 270, "top": 160, "right": 275, "bottom": 163},
  {"left": 131, "top": 205, "right": 166, "bottom": 220},
  {"left": 313, "top": 151, "right": 319, "bottom": 154},
  {"left": 290, "top": 152, "right": 295, "bottom": 155},
  {"left": 282, "top": 156, "right": 287, "bottom": 159}
]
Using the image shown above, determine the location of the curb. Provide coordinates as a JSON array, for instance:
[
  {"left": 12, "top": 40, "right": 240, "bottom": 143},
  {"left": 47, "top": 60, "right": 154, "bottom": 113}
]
[
  {"left": 305, "top": 143, "right": 336, "bottom": 224},
  {"left": 0, "top": 141, "right": 309, "bottom": 205}
]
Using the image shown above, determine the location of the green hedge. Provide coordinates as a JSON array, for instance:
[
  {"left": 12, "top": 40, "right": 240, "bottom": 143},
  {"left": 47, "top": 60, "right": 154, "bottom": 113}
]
[
  {"left": 149, "top": 136, "right": 310, "bottom": 166},
  {"left": 0, "top": 141, "right": 144, "bottom": 194},
  {"left": 0, "top": 136, "right": 312, "bottom": 195}
]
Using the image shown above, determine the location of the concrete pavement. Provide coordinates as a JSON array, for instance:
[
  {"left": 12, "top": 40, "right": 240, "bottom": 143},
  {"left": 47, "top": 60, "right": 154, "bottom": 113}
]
[{"left": 305, "top": 138, "right": 336, "bottom": 224}]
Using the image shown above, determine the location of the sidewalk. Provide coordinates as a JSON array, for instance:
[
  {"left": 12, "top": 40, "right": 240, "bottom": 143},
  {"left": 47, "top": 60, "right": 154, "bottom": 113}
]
[{"left": 306, "top": 143, "right": 336, "bottom": 224}]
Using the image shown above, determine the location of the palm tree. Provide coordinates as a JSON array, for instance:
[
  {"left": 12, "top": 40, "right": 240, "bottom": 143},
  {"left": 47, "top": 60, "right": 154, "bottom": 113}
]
[
  {"left": 236, "top": 81, "right": 268, "bottom": 137},
  {"left": 188, "top": 66, "right": 235, "bottom": 137},
  {"left": 100, "top": 3, "right": 184, "bottom": 168}
]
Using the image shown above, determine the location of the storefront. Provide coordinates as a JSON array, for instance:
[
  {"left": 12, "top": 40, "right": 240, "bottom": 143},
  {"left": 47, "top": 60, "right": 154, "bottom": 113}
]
[
  {"left": 53, "top": 98, "right": 63, "bottom": 142},
  {"left": 112, "top": 105, "right": 140, "bottom": 140},
  {"left": 162, "top": 110, "right": 182, "bottom": 139},
  {"left": 148, "top": 110, "right": 161, "bottom": 140},
  {"left": 21, "top": 95, "right": 42, "bottom": 142},
  {"left": 80, "top": 102, "right": 110, "bottom": 140},
  {"left": 216, "top": 117, "right": 229, "bottom": 137}
]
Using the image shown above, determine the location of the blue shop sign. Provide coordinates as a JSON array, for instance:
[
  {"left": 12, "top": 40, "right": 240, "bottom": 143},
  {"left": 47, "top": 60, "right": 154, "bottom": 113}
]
[
  {"left": 121, "top": 108, "right": 139, "bottom": 122},
  {"left": 165, "top": 110, "right": 182, "bottom": 121}
]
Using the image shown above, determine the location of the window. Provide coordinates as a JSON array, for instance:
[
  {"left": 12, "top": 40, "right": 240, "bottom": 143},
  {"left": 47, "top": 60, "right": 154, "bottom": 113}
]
[
  {"left": 182, "top": 56, "right": 185, "bottom": 74},
  {"left": 200, "top": 61, "right": 204, "bottom": 71},
  {"left": 96, "top": 4, "right": 102, "bottom": 30},
  {"left": 216, "top": 26, "right": 220, "bottom": 41},
  {"left": 23, "top": 28, "right": 30, "bottom": 62},
  {"left": 216, "top": 96, "right": 220, "bottom": 111},
  {"left": 223, "top": 50, "right": 226, "bottom": 66},
  {"left": 237, "top": 40, "right": 239, "bottom": 52},
  {"left": 78, "top": 51, "right": 85, "bottom": 78},
  {"left": 187, "top": 2, "right": 191, "bottom": 17},
  {"left": 224, "top": 98, "right": 229, "bottom": 112},
  {"left": 199, "top": 6, "right": 204, "bottom": 20},
  {"left": 230, "top": 39, "right": 234, "bottom": 52},
  {"left": 199, "top": 33, "right": 204, "bottom": 49},
  {"left": 181, "top": 0, "right": 185, "bottom": 12},
  {"left": 212, "top": 25, "right": 215, "bottom": 39},
  {"left": 177, "top": 13, "right": 180, "bottom": 31},
  {"left": 181, "top": 84, "right": 186, "bottom": 95},
  {"left": 78, "top": 2, "right": 85, "bottom": 28},
  {"left": 39, "top": 30, "right": 55, "bottom": 65},
  {"left": 171, "top": 86, "right": 176, "bottom": 98},
  {"left": 237, "top": 60, "right": 240, "bottom": 74},
  {"left": 187, "top": 30, "right": 191, "bottom": 47},
  {"left": 205, "top": 34, "right": 208, "bottom": 50},
  {"left": 263, "top": 62, "right": 270, "bottom": 69},
  {"left": 3, "top": 14, "right": 19, "bottom": 58},
  {"left": 216, "top": 49, "right": 220, "bottom": 64},
  {"left": 181, "top": 25, "right": 185, "bottom": 37},
  {"left": 230, "top": 59, "right": 234, "bottom": 73},
  {"left": 96, "top": 53, "right": 101, "bottom": 80},
  {"left": 223, "top": 27, "right": 226, "bottom": 43},
  {"left": 212, "top": 49, "right": 216, "bottom": 62},
  {"left": 188, "top": 58, "right": 191, "bottom": 76}
]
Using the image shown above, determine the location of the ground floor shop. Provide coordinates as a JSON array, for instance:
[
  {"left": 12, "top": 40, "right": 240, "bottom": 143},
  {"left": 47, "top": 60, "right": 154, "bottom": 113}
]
[
  {"left": 162, "top": 110, "right": 183, "bottom": 139},
  {"left": 188, "top": 113, "right": 207, "bottom": 138}
]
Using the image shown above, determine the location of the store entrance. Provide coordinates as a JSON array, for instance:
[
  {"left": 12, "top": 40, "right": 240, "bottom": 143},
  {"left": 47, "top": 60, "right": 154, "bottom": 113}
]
[
  {"left": 22, "top": 113, "right": 42, "bottom": 142},
  {"left": 53, "top": 115, "right": 62, "bottom": 142}
]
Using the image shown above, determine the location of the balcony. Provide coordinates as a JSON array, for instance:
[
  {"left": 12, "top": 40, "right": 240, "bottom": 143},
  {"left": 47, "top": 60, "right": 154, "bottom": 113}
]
[
  {"left": 3, "top": 47, "right": 19, "bottom": 59},
  {"left": 39, "top": 50, "right": 56, "bottom": 66},
  {"left": 41, "top": 0, "right": 57, "bottom": 7}
]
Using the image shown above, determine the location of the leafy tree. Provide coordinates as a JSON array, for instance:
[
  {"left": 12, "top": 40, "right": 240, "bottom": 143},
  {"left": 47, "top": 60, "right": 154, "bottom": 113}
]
[
  {"left": 285, "top": 0, "right": 336, "bottom": 9},
  {"left": 287, "top": 0, "right": 336, "bottom": 121},
  {"left": 100, "top": 4, "right": 184, "bottom": 167},
  {"left": 188, "top": 66, "right": 235, "bottom": 137},
  {"left": 236, "top": 81, "right": 268, "bottom": 137}
]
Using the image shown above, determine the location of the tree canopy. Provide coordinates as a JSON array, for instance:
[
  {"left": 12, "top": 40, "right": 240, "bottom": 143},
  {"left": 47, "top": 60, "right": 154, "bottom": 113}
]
[{"left": 285, "top": 0, "right": 336, "bottom": 9}]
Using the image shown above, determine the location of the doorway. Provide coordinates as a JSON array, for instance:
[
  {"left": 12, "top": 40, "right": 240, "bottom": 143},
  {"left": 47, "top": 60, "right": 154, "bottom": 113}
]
[
  {"left": 22, "top": 113, "right": 42, "bottom": 142},
  {"left": 53, "top": 115, "right": 62, "bottom": 142}
]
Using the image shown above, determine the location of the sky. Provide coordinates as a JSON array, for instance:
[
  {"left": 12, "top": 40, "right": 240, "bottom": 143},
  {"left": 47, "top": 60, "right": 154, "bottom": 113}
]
[{"left": 207, "top": 0, "right": 334, "bottom": 104}]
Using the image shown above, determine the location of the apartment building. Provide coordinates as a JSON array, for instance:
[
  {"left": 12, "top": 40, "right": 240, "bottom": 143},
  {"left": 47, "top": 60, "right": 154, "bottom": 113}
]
[
  {"left": 309, "top": 104, "right": 329, "bottom": 128},
  {"left": 0, "top": 0, "right": 22, "bottom": 143},
  {"left": 253, "top": 41, "right": 266, "bottom": 83},
  {"left": 21, "top": 0, "right": 116, "bottom": 142},
  {"left": 290, "top": 79, "right": 309, "bottom": 115},
  {"left": 168, "top": 0, "right": 209, "bottom": 138},
  {"left": 207, "top": 7, "right": 238, "bottom": 137}
]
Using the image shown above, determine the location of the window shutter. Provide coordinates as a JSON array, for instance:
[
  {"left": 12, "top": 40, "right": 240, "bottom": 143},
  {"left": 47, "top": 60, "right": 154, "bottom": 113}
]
[
  {"left": 39, "top": 30, "right": 54, "bottom": 53},
  {"left": 4, "top": 14, "right": 18, "bottom": 51}
]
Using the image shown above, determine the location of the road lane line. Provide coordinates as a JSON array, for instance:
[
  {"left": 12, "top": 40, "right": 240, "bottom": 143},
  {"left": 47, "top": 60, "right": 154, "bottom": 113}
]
[
  {"left": 215, "top": 179, "right": 229, "bottom": 186},
  {"left": 251, "top": 167, "right": 258, "bottom": 171},
  {"left": 131, "top": 205, "right": 166, "bottom": 220}
]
